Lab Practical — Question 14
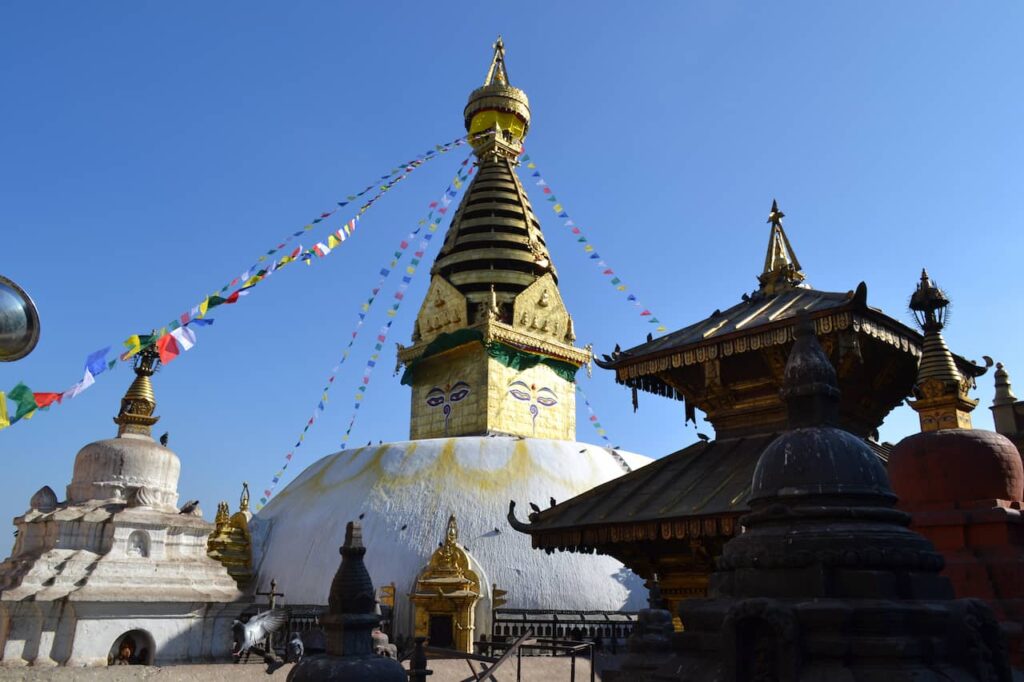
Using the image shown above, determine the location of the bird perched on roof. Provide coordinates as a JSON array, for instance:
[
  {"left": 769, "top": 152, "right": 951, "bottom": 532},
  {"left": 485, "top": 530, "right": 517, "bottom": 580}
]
[
  {"left": 647, "top": 333, "right": 653, "bottom": 342},
  {"left": 159, "top": 432, "right": 169, "bottom": 447},
  {"left": 529, "top": 502, "right": 541, "bottom": 515},
  {"left": 232, "top": 609, "right": 288, "bottom": 662},
  {"left": 400, "top": 524, "right": 408, "bottom": 531},
  {"left": 697, "top": 433, "right": 710, "bottom": 442},
  {"left": 549, "top": 497, "right": 557, "bottom": 508},
  {"left": 285, "top": 632, "right": 304, "bottom": 664},
  {"left": 359, "top": 512, "right": 365, "bottom": 520},
  {"left": 179, "top": 500, "right": 201, "bottom": 515}
]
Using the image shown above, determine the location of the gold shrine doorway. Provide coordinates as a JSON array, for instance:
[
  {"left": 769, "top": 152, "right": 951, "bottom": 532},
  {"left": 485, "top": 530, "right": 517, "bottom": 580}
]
[{"left": 410, "top": 515, "right": 481, "bottom": 653}]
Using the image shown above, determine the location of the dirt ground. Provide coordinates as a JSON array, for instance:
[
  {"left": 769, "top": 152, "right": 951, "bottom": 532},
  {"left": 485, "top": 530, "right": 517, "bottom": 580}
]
[{"left": 0, "top": 654, "right": 620, "bottom": 681}]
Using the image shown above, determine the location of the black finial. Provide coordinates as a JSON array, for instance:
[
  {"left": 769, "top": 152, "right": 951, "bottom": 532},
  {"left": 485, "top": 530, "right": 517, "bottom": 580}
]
[
  {"left": 782, "top": 317, "right": 840, "bottom": 428},
  {"left": 909, "top": 268, "right": 950, "bottom": 332}
]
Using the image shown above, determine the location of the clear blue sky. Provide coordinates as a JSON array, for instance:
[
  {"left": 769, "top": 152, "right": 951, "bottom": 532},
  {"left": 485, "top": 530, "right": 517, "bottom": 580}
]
[{"left": 1, "top": 3, "right": 1022, "bottom": 534}]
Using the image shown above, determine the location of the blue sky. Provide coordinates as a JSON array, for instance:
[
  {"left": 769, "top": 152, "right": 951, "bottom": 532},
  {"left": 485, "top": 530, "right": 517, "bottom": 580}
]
[{"left": 1, "top": 3, "right": 1022, "bottom": 533}]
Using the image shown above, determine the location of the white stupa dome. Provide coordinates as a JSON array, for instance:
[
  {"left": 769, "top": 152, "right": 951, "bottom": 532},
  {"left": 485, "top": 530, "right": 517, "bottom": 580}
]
[{"left": 251, "top": 436, "right": 652, "bottom": 637}]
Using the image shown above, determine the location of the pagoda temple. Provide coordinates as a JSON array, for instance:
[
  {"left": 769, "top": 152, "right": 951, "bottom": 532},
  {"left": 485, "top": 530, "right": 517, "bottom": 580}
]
[{"left": 510, "top": 201, "right": 982, "bottom": 620}]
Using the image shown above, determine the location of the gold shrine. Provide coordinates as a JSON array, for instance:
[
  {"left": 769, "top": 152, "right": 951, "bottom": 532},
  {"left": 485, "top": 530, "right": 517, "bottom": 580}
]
[
  {"left": 206, "top": 482, "right": 254, "bottom": 588},
  {"left": 410, "top": 515, "right": 481, "bottom": 653},
  {"left": 397, "top": 36, "right": 591, "bottom": 441}
]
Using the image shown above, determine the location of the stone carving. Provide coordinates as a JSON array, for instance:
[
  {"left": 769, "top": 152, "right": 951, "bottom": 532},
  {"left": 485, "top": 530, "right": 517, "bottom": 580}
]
[
  {"left": 413, "top": 276, "right": 467, "bottom": 344},
  {"left": 512, "top": 274, "right": 572, "bottom": 345},
  {"left": 126, "top": 530, "right": 150, "bottom": 558}
]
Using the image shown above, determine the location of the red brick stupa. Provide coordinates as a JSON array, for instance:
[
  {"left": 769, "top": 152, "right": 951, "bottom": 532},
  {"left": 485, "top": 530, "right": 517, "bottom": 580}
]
[{"left": 889, "top": 270, "right": 1024, "bottom": 665}]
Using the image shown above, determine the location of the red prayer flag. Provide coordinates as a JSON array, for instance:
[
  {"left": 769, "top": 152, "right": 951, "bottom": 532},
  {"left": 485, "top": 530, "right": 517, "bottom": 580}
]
[
  {"left": 225, "top": 291, "right": 240, "bottom": 304},
  {"left": 640, "top": 310, "right": 651, "bottom": 316},
  {"left": 33, "top": 392, "right": 62, "bottom": 408},
  {"left": 156, "top": 334, "right": 181, "bottom": 364},
  {"left": 290, "top": 246, "right": 301, "bottom": 259}
]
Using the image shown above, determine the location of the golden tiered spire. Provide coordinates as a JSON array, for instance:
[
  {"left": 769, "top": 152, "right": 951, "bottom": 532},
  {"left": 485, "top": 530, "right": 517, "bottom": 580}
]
[
  {"left": 907, "top": 269, "right": 977, "bottom": 431},
  {"left": 757, "top": 199, "right": 806, "bottom": 295},
  {"left": 113, "top": 343, "right": 160, "bottom": 437},
  {"left": 399, "top": 37, "right": 589, "bottom": 441}
]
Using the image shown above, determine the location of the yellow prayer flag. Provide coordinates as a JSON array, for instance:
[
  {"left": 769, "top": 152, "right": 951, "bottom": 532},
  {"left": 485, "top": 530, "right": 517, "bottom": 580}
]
[
  {"left": 616, "top": 285, "right": 626, "bottom": 291},
  {"left": 0, "top": 391, "right": 9, "bottom": 431},
  {"left": 22, "top": 409, "right": 35, "bottom": 421},
  {"left": 584, "top": 245, "right": 594, "bottom": 252},
  {"left": 327, "top": 234, "right": 340, "bottom": 249},
  {"left": 199, "top": 298, "right": 209, "bottom": 317},
  {"left": 123, "top": 334, "right": 142, "bottom": 358},
  {"left": 553, "top": 204, "right": 563, "bottom": 212},
  {"left": 304, "top": 224, "right": 314, "bottom": 231},
  {"left": 258, "top": 256, "right": 267, "bottom": 262}
]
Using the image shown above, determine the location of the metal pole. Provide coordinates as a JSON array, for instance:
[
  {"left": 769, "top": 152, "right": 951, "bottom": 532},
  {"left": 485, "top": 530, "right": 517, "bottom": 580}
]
[
  {"left": 516, "top": 642, "right": 522, "bottom": 682},
  {"left": 589, "top": 643, "right": 595, "bottom": 682},
  {"left": 570, "top": 651, "right": 576, "bottom": 682}
]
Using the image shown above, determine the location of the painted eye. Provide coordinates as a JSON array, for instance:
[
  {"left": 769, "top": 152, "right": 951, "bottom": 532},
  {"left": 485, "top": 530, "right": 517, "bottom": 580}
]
[
  {"left": 509, "top": 389, "right": 531, "bottom": 401},
  {"left": 449, "top": 388, "right": 470, "bottom": 402},
  {"left": 426, "top": 393, "right": 446, "bottom": 407},
  {"left": 536, "top": 396, "right": 558, "bottom": 407}
]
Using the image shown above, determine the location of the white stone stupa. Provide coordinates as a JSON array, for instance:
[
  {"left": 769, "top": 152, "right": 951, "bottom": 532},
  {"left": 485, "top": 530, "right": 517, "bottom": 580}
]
[
  {"left": 0, "top": 346, "right": 246, "bottom": 667},
  {"left": 251, "top": 37, "right": 653, "bottom": 651}
]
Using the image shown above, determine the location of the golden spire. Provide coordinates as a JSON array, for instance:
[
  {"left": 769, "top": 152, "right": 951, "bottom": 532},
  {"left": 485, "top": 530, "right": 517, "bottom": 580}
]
[
  {"left": 907, "top": 269, "right": 977, "bottom": 431},
  {"left": 757, "top": 199, "right": 806, "bottom": 295},
  {"left": 465, "top": 35, "right": 531, "bottom": 160},
  {"left": 113, "top": 343, "right": 160, "bottom": 437}
]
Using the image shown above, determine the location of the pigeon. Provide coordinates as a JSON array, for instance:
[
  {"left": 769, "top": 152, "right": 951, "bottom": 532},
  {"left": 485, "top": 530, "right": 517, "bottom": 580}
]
[
  {"left": 529, "top": 502, "right": 541, "bottom": 514},
  {"left": 741, "top": 292, "right": 751, "bottom": 302},
  {"left": 159, "top": 432, "right": 169, "bottom": 447},
  {"left": 359, "top": 513, "right": 365, "bottom": 520},
  {"left": 179, "top": 500, "right": 201, "bottom": 515},
  {"left": 232, "top": 609, "right": 288, "bottom": 660},
  {"left": 579, "top": 449, "right": 587, "bottom": 453},
  {"left": 697, "top": 433, "right": 710, "bottom": 442},
  {"left": 647, "top": 333, "right": 653, "bottom": 342},
  {"left": 367, "top": 440, "right": 372, "bottom": 446},
  {"left": 493, "top": 527, "right": 500, "bottom": 533},
  {"left": 285, "top": 632, "right": 304, "bottom": 663},
  {"left": 400, "top": 524, "right": 408, "bottom": 531},
  {"left": 549, "top": 497, "right": 557, "bottom": 508},
  {"left": 614, "top": 344, "right": 621, "bottom": 353}
]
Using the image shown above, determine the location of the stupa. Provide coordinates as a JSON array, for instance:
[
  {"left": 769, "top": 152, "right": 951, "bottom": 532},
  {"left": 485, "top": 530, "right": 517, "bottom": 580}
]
[
  {"left": 888, "top": 271, "right": 1024, "bottom": 665},
  {"left": 251, "top": 36, "right": 651, "bottom": 651},
  {"left": 0, "top": 346, "right": 246, "bottom": 666}
]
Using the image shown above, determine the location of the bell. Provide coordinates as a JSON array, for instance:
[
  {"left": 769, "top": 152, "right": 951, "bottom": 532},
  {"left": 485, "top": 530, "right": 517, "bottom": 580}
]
[{"left": 0, "top": 275, "right": 41, "bottom": 362}]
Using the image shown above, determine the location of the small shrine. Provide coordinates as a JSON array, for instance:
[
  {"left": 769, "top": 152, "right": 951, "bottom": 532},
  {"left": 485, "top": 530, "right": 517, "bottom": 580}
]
[
  {"left": 206, "top": 482, "right": 254, "bottom": 588},
  {"left": 991, "top": 362, "right": 1024, "bottom": 454},
  {"left": 410, "top": 515, "right": 482, "bottom": 652},
  {"left": 0, "top": 346, "right": 246, "bottom": 666},
  {"left": 888, "top": 271, "right": 1024, "bottom": 665}
]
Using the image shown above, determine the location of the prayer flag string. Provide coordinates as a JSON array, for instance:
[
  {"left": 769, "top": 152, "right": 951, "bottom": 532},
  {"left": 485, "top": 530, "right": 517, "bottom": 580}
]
[
  {"left": 255, "top": 157, "right": 475, "bottom": 509},
  {"left": 2, "top": 135, "right": 478, "bottom": 430},
  {"left": 575, "top": 383, "right": 631, "bottom": 473},
  {"left": 520, "top": 153, "right": 668, "bottom": 335}
]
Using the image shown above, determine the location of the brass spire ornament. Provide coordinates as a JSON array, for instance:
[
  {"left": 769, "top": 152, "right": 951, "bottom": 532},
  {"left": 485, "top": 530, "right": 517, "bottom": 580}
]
[
  {"left": 907, "top": 269, "right": 977, "bottom": 431},
  {"left": 113, "top": 342, "right": 161, "bottom": 437},
  {"left": 465, "top": 34, "right": 531, "bottom": 160},
  {"left": 757, "top": 199, "right": 806, "bottom": 295}
]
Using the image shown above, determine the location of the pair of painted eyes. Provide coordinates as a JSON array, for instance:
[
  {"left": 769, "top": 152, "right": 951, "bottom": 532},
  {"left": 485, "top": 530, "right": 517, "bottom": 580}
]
[
  {"left": 426, "top": 383, "right": 470, "bottom": 407},
  {"left": 508, "top": 383, "right": 558, "bottom": 407}
]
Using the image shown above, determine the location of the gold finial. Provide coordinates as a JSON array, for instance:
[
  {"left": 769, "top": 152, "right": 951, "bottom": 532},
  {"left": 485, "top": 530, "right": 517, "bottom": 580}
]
[
  {"left": 484, "top": 35, "right": 509, "bottom": 86},
  {"left": 214, "top": 501, "right": 230, "bottom": 529},
  {"left": 239, "top": 481, "right": 250, "bottom": 512},
  {"left": 906, "top": 270, "right": 977, "bottom": 431},
  {"left": 113, "top": 341, "right": 160, "bottom": 437},
  {"left": 757, "top": 199, "right": 805, "bottom": 295}
]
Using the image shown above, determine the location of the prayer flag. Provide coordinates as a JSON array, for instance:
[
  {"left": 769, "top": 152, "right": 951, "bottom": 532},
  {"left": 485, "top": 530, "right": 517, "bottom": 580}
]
[
  {"left": 170, "top": 326, "right": 196, "bottom": 352},
  {"left": 8, "top": 383, "right": 37, "bottom": 422},
  {"left": 0, "top": 391, "right": 7, "bottom": 431},
  {"left": 122, "top": 335, "right": 142, "bottom": 359},
  {"left": 156, "top": 334, "right": 181, "bottom": 365},
  {"left": 33, "top": 392, "right": 61, "bottom": 408},
  {"left": 189, "top": 318, "right": 214, "bottom": 327},
  {"left": 63, "top": 368, "right": 96, "bottom": 401},
  {"left": 85, "top": 346, "right": 111, "bottom": 377}
]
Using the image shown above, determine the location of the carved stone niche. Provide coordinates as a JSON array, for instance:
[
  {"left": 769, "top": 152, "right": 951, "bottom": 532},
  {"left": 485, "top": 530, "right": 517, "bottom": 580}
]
[{"left": 511, "top": 273, "right": 572, "bottom": 345}]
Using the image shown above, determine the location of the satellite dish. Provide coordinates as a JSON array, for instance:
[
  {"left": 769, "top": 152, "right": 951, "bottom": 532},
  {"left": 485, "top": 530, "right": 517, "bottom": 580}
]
[{"left": 0, "top": 275, "right": 40, "bottom": 362}]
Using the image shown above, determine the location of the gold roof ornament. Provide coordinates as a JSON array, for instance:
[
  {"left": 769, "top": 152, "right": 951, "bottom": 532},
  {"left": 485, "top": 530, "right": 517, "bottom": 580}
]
[
  {"left": 907, "top": 269, "right": 978, "bottom": 431},
  {"left": 207, "top": 481, "right": 254, "bottom": 588},
  {"left": 757, "top": 199, "right": 806, "bottom": 295},
  {"left": 113, "top": 342, "right": 160, "bottom": 437}
]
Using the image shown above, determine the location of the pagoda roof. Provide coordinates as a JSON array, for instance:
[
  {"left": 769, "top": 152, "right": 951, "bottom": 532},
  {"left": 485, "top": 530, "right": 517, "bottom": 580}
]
[
  {"left": 509, "top": 434, "right": 892, "bottom": 550},
  {"left": 599, "top": 282, "right": 921, "bottom": 372}
]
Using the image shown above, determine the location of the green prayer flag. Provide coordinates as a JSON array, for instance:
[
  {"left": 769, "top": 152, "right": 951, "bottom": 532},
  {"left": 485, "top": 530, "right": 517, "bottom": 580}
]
[{"left": 7, "top": 382, "right": 38, "bottom": 422}]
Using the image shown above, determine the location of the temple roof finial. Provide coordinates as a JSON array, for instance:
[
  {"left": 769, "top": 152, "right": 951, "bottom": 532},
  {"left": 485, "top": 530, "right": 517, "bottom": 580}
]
[
  {"left": 757, "top": 199, "right": 806, "bottom": 295},
  {"left": 464, "top": 36, "right": 530, "bottom": 159}
]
